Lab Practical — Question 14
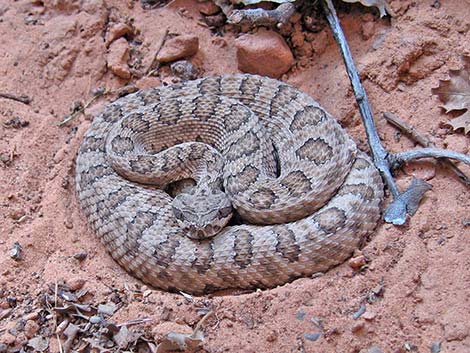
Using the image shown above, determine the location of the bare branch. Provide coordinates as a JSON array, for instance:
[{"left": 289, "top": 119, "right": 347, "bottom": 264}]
[
  {"left": 384, "top": 112, "right": 470, "bottom": 186},
  {"left": 321, "top": 0, "right": 400, "bottom": 199},
  {"left": 227, "top": 3, "right": 296, "bottom": 27},
  {"left": 392, "top": 148, "right": 470, "bottom": 167},
  {"left": 0, "top": 92, "right": 31, "bottom": 104}
]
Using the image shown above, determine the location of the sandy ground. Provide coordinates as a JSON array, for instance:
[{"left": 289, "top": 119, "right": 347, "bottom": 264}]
[{"left": 0, "top": 0, "right": 469, "bottom": 352}]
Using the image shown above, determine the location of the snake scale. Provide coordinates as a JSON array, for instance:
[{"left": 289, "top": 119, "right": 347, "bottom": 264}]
[{"left": 76, "top": 74, "right": 384, "bottom": 294}]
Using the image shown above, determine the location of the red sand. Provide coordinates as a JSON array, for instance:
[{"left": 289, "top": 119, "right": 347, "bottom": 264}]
[{"left": 0, "top": 1, "right": 469, "bottom": 351}]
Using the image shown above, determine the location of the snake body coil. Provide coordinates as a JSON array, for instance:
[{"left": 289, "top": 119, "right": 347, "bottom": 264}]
[{"left": 76, "top": 74, "right": 383, "bottom": 294}]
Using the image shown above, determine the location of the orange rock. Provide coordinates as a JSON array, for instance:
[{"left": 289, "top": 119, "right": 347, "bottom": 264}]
[
  {"left": 348, "top": 255, "right": 367, "bottom": 270},
  {"left": 198, "top": 1, "right": 220, "bottom": 16},
  {"left": 235, "top": 29, "right": 294, "bottom": 78},
  {"left": 157, "top": 35, "right": 199, "bottom": 63},
  {"left": 107, "top": 37, "right": 131, "bottom": 79}
]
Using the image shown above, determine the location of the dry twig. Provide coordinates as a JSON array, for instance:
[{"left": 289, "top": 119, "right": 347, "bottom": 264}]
[
  {"left": 0, "top": 92, "right": 31, "bottom": 104},
  {"left": 227, "top": 3, "right": 296, "bottom": 27},
  {"left": 384, "top": 112, "right": 470, "bottom": 186},
  {"left": 146, "top": 29, "right": 170, "bottom": 76}
]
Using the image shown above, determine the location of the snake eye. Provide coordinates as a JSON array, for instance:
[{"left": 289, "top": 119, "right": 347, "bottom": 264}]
[
  {"left": 218, "top": 206, "right": 232, "bottom": 218},
  {"left": 172, "top": 207, "right": 184, "bottom": 220}
]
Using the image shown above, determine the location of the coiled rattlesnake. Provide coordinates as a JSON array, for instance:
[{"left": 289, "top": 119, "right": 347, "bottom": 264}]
[{"left": 75, "top": 74, "right": 384, "bottom": 294}]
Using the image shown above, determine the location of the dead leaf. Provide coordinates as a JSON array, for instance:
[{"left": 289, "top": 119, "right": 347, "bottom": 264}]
[
  {"left": 155, "top": 311, "right": 212, "bottom": 353},
  {"left": 27, "top": 336, "right": 49, "bottom": 351},
  {"left": 113, "top": 326, "right": 139, "bottom": 348},
  {"left": 432, "top": 55, "right": 470, "bottom": 134},
  {"left": 341, "top": 0, "right": 393, "bottom": 17},
  {"left": 156, "top": 330, "right": 204, "bottom": 353}
]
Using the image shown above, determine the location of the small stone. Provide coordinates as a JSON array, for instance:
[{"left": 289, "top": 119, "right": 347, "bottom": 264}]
[
  {"left": 0, "top": 332, "right": 15, "bottom": 345},
  {"left": 235, "top": 29, "right": 294, "bottom": 78},
  {"left": 171, "top": 60, "right": 198, "bottom": 80},
  {"left": 198, "top": 1, "right": 220, "bottom": 15},
  {"left": 64, "top": 219, "right": 73, "bottom": 229},
  {"left": 348, "top": 255, "right": 367, "bottom": 270},
  {"left": 106, "top": 23, "right": 133, "bottom": 45},
  {"left": 362, "top": 311, "right": 376, "bottom": 321},
  {"left": 157, "top": 35, "right": 199, "bottom": 63},
  {"left": 204, "top": 14, "right": 225, "bottom": 28},
  {"left": 73, "top": 251, "right": 88, "bottom": 261},
  {"left": 9, "top": 209, "right": 26, "bottom": 221},
  {"left": 430, "top": 341, "right": 441, "bottom": 353},
  {"left": 303, "top": 332, "right": 321, "bottom": 341},
  {"left": 24, "top": 312, "right": 39, "bottom": 321},
  {"left": 0, "top": 343, "right": 7, "bottom": 352},
  {"left": 107, "top": 37, "right": 131, "bottom": 79},
  {"left": 351, "top": 321, "right": 365, "bottom": 333},
  {"left": 67, "top": 278, "right": 85, "bottom": 291},
  {"left": 296, "top": 309, "right": 305, "bottom": 321},
  {"left": 9, "top": 242, "right": 22, "bottom": 260},
  {"left": 24, "top": 320, "right": 40, "bottom": 339}
]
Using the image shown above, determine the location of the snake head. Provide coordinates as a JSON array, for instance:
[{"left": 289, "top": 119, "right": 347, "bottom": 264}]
[{"left": 171, "top": 184, "right": 233, "bottom": 240}]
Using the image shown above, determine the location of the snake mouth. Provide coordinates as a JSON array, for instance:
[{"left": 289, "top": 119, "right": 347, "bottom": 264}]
[{"left": 184, "top": 224, "right": 223, "bottom": 240}]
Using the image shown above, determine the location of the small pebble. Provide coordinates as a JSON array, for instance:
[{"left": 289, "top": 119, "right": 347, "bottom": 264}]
[
  {"left": 106, "top": 22, "right": 134, "bottom": 45},
  {"left": 24, "top": 312, "right": 38, "bottom": 321},
  {"left": 303, "top": 332, "right": 321, "bottom": 341},
  {"left": 348, "top": 255, "right": 367, "bottom": 270},
  {"left": 73, "top": 252, "right": 88, "bottom": 261},
  {"left": 367, "top": 347, "right": 383, "bottom": 353},
  {"left": 157, "top": 35, "right": 199, "bottom": 63},
  {"left": 64, "top": 219, "right": 73, "bottom": 229},
  {"left": 67, "top": 278, "right": 86, "bottom": 291},
  {"left": 9, "top": 242, "right": 22, "bottom": 260},
  {"left": 198, "top": 0, "right": 220, "bottom": 15},
  {"left": 296, "top": 309, "right": 305, "bottom": 321},
  {"left": 107, "top": 37, "right": 131, "bottom": 79},
  {"left": 24, "top": 320, "right": 40, "bottom": 339},
  {"left": 0, "top": 332, "right": 15, "bottom": 345},
  {"left": 430, "top": 341, "right": 441, "bottom": 353},
  {"left": 362, "top": 311, "right": 376, "bottom": 321}
]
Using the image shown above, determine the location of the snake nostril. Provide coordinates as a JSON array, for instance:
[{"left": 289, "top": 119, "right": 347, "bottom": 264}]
[{"left": 197, "top": 229, "right": 205, "bottom": 239}]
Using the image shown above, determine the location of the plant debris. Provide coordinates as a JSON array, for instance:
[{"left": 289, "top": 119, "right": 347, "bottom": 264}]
[
  {"left": 156, "top": 311, "right": 212, "bottom": 353},
  {"left": 432, "top": 55, "right": 470, "bottom": 134}
]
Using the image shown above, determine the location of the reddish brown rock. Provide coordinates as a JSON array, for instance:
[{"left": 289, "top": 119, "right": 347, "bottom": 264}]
[
  {"left": 0, "top": 332, "right": 15, "bottom": 345},
  {"left": 157, "top": 35, "right": 199, "bottom": 63},
  {"left": 198, "top": 1, "right": 220, "bottom": 15},
  {"left": 24, "top": 320, "right": 40, "bottom": 339},
  {"left": 235, "top": 29, "right": 294, "bottom": 78},
  {"left": 106, "top": 23, "right": 133, "bottom": 45},
  {"left": 67, "top": 277, "right": 86, "bottom": 291},
  {"left": 107, "top": 37, "right": 131, "bottom": 79},
  {"left": 348, "top": 255, "right": 367, "bottom": 270}
]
